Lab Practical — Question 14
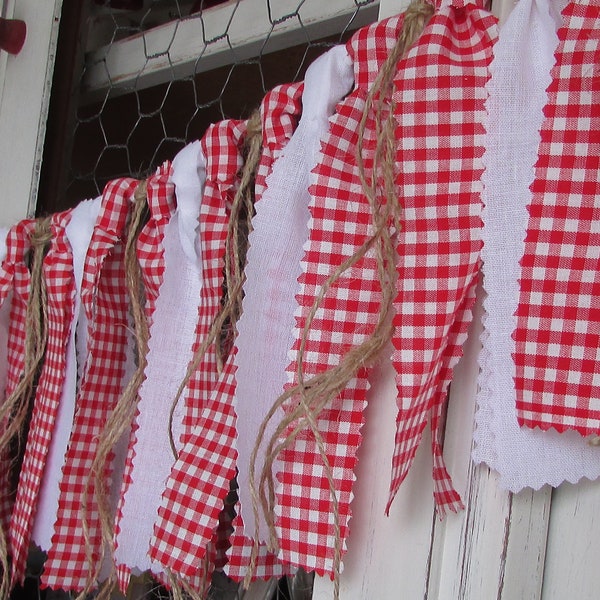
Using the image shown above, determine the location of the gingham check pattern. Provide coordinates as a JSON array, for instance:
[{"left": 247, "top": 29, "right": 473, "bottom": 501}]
[
  {"left": 390, "top": 0, "right": 497, "bottom": 515},
  {"left": 255, "top": 82, "right": 304, "bottom": 199},
  {"left": 0, "top": 220, "right": 35, "bottom": 541},
  {"left": 9, "top": 210, "right": 75, "bottom": 585},
  {"left": 148, "top": 120, "right": 246, "bottom": 578},
  {"left": 114, "top": 163, "right": 175, "bottom": 592},
  {"left": 273, "top": 16, "right": 405, "bottom": 576},
  {"left": 180, "top": 119, "right": 246, "bottom": 441},
  {"left": 514, "top": 0, "right": 600, "bottom": 436},
  {"left": 43, "top": 178, "right": 139, "bottom": 591},
  {"left": 225, "top": 84, "right": 303, "bottom": 581}
]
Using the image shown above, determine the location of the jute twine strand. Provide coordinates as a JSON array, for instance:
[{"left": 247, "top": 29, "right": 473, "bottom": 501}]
[
  {"left": 163, "top": 112, "right": 261, "bottom": 597},
  {"left": 79, "top": 181, "right": 150, "bottom": 600},
  {"left": 0, "top": 216, "right": 51, "bottom": 600},
  {"left": 245, "top": 2, "right": 434, "bottom": 597},
  {"left": 167, "top": 111, "right": 262, "bottom": 460}
]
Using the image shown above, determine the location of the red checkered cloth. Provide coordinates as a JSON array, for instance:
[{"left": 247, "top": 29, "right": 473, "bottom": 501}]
[
  {"left": 113, "top": 163, "right": 175, "bottom": 591},
  {"left": 225, "top": 82, "right": 304, "bottom": 582},
  {"left": 0, "top": 219, "right": 35, "bottom": 544},
  {"left": 9, "top": 210, "right": 75, "bottom": 585},
  {"left": 255, "top": 82, "right": 304, "bottom": 200},
  {"left": 148, "top": 119, "right": 246, "bottom": 578},
  {"left": 179, "top": 119, "right": 246, "bottom": 441},
  {"left": 513, "top": 0, "right": 600, "bottom": 436},
  {"left": 42, "top": 178, "right": 139, "bottom": 591},
  {"left": 389, "top": 0, "right": 497, "bottom": 516},
  {"left": 272, "top": 16, "right": 407, "bottom": 576}
]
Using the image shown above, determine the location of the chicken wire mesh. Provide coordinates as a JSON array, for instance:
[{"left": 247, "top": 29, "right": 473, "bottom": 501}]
[
  {"left": 28, "top": 1, "right": 381, "bottom": 599},
  {"left": 41, "top": 0, "right": 380, "bottom": 212}
]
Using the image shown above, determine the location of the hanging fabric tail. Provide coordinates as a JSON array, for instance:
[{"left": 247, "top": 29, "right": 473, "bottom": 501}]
[
  {"left": 389, "top": 0, "right": 497, "bottom": 515},
  {"left": 31, "top": 197, "right": 101, "bottom": 556},
  {"left": 225, "top": 81, "right": 304, "bottom": 582},
  {"left": 42, "top": 178, "right": 138, "bottom": 592},
  {"left": 114, "top": 146, "right": 204, "bottom": 592},
  {"left": 271, "top": 13, "right": 410, "bottom": 579},
  {"left": 513, "top": 0, "right": 600, "bottom": 438},
  {"left": 148, "top": 119, "right": 247, "bottom": 580},
  {"left": 0, "top": 219, "right": 36, "bottom": 599},
  {"left": 100, "top": 163, "right": 175, "bottom": 593},
  {"left": 471, "top": 0, "right": 600, "bottom": 491},
  {"left": 9, "top": 210, "right": 75, "bottom": 586}
]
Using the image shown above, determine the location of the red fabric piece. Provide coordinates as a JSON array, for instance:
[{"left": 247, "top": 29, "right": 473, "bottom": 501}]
[
  {"left": 0, "top": 220, "right": 35, "bottom": 546},
  {"left": 42, "top": 178, "right": 138, "bottom": 591},
  {"left": 273, "top": 16, "right": 405, "bottom": 576},
  {"left": 148, "top": 120, "right": 246, "bottom": 578},
  {"left": 514, "top": 0, "right": 600, "bottom": 436},
  {"left": 9, "top": 210, "right": 75, "bottom": 585},
  {"left": 390, "top": 0, "right": 497, "bottom": 515}
]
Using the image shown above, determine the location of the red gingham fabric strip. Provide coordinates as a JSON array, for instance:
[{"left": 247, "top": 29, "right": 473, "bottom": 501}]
[
  {"left": 225, "top": 83, "right": 303, "bottom": 581},
  {"left": 149, "top": 352, "right": 238, "bottom": 578},
  {"left": 42, "top": 178, "right": 139, "bottom": 591},
  {"left": 0, "top": 220, "right": 35, "bottom": 543},
  {"left": 9, "top": 210, "right": 75, "bottom": 585},
  {"left": 514, "top": 0, "right": 600, "bottom": 436},
  {"left": 390, "top": 0, "right": 497, "bottom": 515},
  {"left": 255, "top": 82, "right": 304, "bottom": 199},
  {"left": 273, "top": 16, "right": 405, "bottom": 576},
  {"left": 114, "top": 163, "right": 175, "bottom": 592},
  {"left": 148, "top": 120, "right": 246, "bottom": 577},
  {"left": 180, "top": 119, "right": 246, "bottom": 442}
]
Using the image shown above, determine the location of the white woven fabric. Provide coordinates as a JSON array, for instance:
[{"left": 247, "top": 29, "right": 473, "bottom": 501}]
[
  {"left": 114, "top": 142, "right": 205, "bottom": 575},
  {"left": 233, "top": 44, "right": 354, "bottom": 544},
  {"left": 473, "top": 0, "right": 600, "bottom": 490},
  {"left": 31, "top": 198, "right": 101, "bottom": 550}
]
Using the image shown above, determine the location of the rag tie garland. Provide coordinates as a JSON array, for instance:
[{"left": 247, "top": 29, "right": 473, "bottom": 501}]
[
  {"left": 513, "top": 0, "right": 600, "bottom": 438},
  {"left": 0, "top": 219, "right": 40, "bottom": 594},
  {"left": 9, "top": 210, "right": 75, "bottom": 586},
  {"left": 390, "top": 0, "right": 498, "bottom": 516},
  {"left": 42, "top": 178, "right": 139, "bottom": 591},
  {"left": 227, "top": 80, "right": 306, "bottom": 581},
  {"left": 147, "top": 119, "right": 247, "bottom": 581},
  {"left": 113, "top": 148, "right": 204, "bottom": 591},
  {"left": 272, "top": 12, "right": 409, "bottom": 578}
]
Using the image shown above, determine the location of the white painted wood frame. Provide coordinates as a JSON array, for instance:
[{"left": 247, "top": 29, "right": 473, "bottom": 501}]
[{"left": 0, "top": 0, "right": 63, "bottom": 227}]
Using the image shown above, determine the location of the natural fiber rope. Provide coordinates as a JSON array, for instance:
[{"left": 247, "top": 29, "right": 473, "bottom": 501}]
[
  {"left": 79, "top": 181, "right": 150, "bottom": 600},
  {"left": 167, "top": 111, "right": 263, "bottom": 460},
  {"left": 0, "top": 216, "right": 52, "bottom": 600},
  {"left": 245, "top": 2, "right": 435, "bottom": 596}
]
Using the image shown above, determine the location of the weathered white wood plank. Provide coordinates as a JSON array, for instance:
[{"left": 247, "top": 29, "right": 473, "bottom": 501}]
[
  {"left": 541, "top": 480, "right": 600, "bottom": 600},
  {"left": 427, "top": 293, "right": 551, "bottom": 600},
  {"left": 0, "top": 0, "right": 63, "bottom": 226},
  {"left": 81, "top": 0, "right": 379, "bottom": 101}
]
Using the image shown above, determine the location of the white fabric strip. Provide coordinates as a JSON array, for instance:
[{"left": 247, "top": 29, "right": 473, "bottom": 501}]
[
  {"left": 233, "top": 44, "right": 354, "bottom": 544},
  {"left": 32, "top": 197, "right": 102, "bottom": 550},
  {"left": 114, "top": 142, "right": 205, "bottom": 575},
  {"left": 473, "top": 0, "right": 600, "bottom": 490}
]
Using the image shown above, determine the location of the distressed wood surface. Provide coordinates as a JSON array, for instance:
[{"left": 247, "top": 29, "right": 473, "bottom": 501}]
[
  {"left": 542, "top": 480, "right": 600, "bottom": 599},
  {"left": 81, "top": 0, "right": 380, "bottom": 101},
  {"left": 0, "top": 0, "right": 63, "bottom": 226}
]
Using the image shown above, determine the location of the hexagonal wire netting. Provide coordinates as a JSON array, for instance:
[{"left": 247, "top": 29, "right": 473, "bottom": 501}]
[{"left": 58, "top": 0, "right": 379, "bottom": 211}]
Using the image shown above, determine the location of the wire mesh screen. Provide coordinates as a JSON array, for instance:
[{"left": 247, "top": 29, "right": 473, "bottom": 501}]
[{"left": 53, "top": 0, "right": 379, "bottom": 210}]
